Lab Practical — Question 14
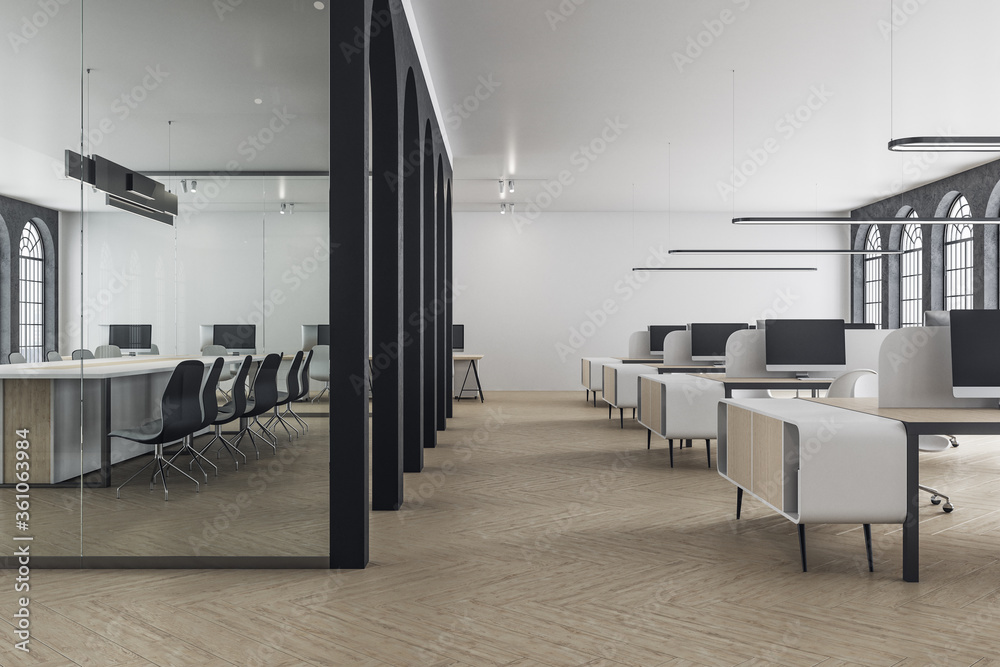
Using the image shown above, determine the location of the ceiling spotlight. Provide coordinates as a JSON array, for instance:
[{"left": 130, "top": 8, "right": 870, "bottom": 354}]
[
  {"left": 289, "top": 203, "right": 295, "bottom": 215},
  {"left": 508, "top": 180, "right": 515, "bottom": 193},
  {"left": 254, "top": 98, "right": 263, "bottom": 105},
  {"left": 314, "top": 1, "right": 325, "bottom": 8},
  {"left": 280, "top": 203, "right": 287, "bottom": 214},
  {"left": 508, "top": 203, "right": 514, "bottom": 214},
  {"left": 181, "top": 179, "right": 188, "bottom": 193},
  {"left": 499, "top": 179, "right": 505, "bottom": 198},
  {"left": 190, "top": 180, "right": 197, "bottom": 193},
  {"left": 500, "top": 203, "right": 506, "bottom": 215}
]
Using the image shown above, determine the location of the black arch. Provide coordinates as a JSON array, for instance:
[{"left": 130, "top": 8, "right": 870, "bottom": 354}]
[
  {"left": 422, "top": 119, "right": 437, "bottom": 448},
  {"left": 369, "top": 0, "right": 403, "bottom": 511},
  {"left": 401, "top": 68, "right": 423, "bottom": 472},
  {"left": 436, "top": 157, "right": 446, "bottom": 431},
  {"left": 445, "top": 180, "right": 453, "bottom": 418}
]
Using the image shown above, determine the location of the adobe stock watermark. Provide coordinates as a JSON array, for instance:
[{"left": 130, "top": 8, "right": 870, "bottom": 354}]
[
  {"left": 8, "top": 0, "right": 72, "bottom": 54},
  {"left": 672, "top": 0, "right": 752, "bottom": 73},
  {"left": 878, "top": 0, "right": 932, "bottom": 40},
  {"left": 545, "top": 0, "right": 587, "bottom": 31},
  {"left": 717, "top": 84, "right": 834, "bottom": 202},
  {"left": 555, "top": 245, "right": 668, "bottom": 362},
  {"left": 338, "top": 0, "right": 405, "bottom": 63},
  {"left": 512, "top": 116, "right": 628, "bottom": 234}
]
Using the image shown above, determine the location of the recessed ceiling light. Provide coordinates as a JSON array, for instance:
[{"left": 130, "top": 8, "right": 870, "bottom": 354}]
[
  {"left": 314, "top": 1, "right": 325, "bottom": 9},
  {"left": 254, "top": 98, "right": 263, "bottom": 105}
]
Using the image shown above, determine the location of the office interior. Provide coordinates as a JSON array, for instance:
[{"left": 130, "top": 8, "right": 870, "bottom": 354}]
[{"left": 4, "top": 0, "right": 1000, "bottom": 664}]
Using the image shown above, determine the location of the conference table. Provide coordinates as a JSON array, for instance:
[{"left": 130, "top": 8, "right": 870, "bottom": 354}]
[
  {"left": 0, "top": 355, "right": 258, "bottom": 488},
  {"left": 807, "top": 397, "right": 1000, "bottom": 582}
]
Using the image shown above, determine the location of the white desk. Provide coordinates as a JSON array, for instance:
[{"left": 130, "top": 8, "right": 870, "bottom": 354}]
[{"left": 453, "top": 353, "right": 484, "bottom": 402}]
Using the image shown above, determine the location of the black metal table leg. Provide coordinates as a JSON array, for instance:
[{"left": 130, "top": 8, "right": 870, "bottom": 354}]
[{"left": 903, "top": 431, "right": 920, "bottom": 582}]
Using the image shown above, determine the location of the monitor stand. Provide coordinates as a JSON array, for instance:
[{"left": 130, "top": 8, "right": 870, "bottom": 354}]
[{"left": 795, "top": 372, "right": 810, "bottom": 379}]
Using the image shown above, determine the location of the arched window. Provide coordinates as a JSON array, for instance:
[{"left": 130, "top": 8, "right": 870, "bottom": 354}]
[
  {"left": 19, "top": 221, "right": 44, "bottom": 362},
  {"left": 900, "top": 221, "right": 923, "bottom": 327},
  {"left": 864, "top": 225, "right": 882, "bottom": 328},
  {"left": 945, "top": 194, "right": 974, "bottom": 311}
]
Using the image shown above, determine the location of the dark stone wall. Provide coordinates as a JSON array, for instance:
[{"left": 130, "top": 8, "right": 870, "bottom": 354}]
[
  {"left": 850, "top": 158, "right": 1000, "bottom": 324},
  {"left": 0, "top": 194, "right": 59, "bottom": 359}
]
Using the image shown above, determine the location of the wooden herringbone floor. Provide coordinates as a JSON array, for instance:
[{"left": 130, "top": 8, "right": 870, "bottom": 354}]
[{"left": 3, "top": 391, "right": 1000, "bottom": 665}]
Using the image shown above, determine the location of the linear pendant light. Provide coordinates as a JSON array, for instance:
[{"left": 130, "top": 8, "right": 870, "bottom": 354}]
[
  {"left": 669, "top": 249, "right": 904, "bottom": 255},
  {"left": 888, "top": 137, "right": 1000, "bottom": 152},
  {"left": 633, "top": 267, "right": 817, "bottom": 272},
  {"left": 733, "top": 216, "right": 1000, "bottom": 225}
]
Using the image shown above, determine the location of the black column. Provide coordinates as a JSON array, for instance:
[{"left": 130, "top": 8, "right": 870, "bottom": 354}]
[
  {"left": 445, "top": 184, "right": 454, "bottom": 417},
  {"left": 329, "top": 0, "right": 368, "bottom": 567},
  {"left": 436, "top": 162, "right": 447, "bottom": 430},
  {"left": 370, "top": 0, "right": 403, "bottom": 511},
  {"left": 402, "top": 73, "right": 422, "bottom": 472},
  {"left": 422, "top": 124, "right": 437, "bottom": 448}
]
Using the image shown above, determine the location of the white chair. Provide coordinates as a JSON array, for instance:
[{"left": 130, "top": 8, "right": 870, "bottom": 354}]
[
  {"left": 310, "top": 344, "right": 330, "bottom": 402},
  {"left": 46, "top": 350, "right": 62, "bottom": 362},
  {"left": 827, "top": 369, "right": 955, "bottom": 512},
  {"left": 581, "top": 357, "right": 617, "bottom": 406},
  {"left": 8, "top": 352, "right": 26, "bottom": 364},
  {"left": 202, "top": 344, "right": 235, "bottom": 399},
  {"left": 94, "top": 344, "right": 122, "bottom": 358}
]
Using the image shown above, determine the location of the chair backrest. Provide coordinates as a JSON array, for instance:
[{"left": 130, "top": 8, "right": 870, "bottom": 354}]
[
  {"left": 94, "top": 344, "right": 122, "bottom": 359},
  {"left": 310, "top": 344, "right": 330, "bottom": 380},
  {"left": 72, "top": 348, "right": 95, "bottom": 360},
  {"left": 282, "top": 351, "right": 304, "bottom": 402},
  {"left": 202, "top": 344, "right": 234, "bottom": 380},
  {"left": 246, "top": 353, "right": 282, "bottom": 415},
  {"left": 149, "top": 343, "right": 160, "bottom": 355},
  {"left": 221, "top": 356, "right": 254, "bottom": 421},
  {"left": 826, "top": 369, "right": 878, "bottom": 399},
  {"left": 198, "top": 357, "right": 225, "bottom": 429},
  {"left": 158, "top": 360, "right": 212, "bottom": 443},
  {"left": 297, "top": 349, "right": 314, "bottom": 400},
  {"left": 46, "top": 350, "right": 62, "bottom": 362},
  {"left": 8, "top": 352, "right": 26, "bottom": 364}
]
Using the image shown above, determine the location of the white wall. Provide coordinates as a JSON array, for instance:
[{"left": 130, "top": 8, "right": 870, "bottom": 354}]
[
  {"left": 453, "top": 211, "right": 850, "bottom": 390},
  {"left": 58, "top": 210, "right": 329, "bottom": 356}
]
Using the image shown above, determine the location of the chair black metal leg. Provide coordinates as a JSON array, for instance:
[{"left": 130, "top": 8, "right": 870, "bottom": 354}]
[
  {"left": 863, "top": 523, "right": 873, "bottom": 572},
  {"left": 706, "top": 439, "right": 711, "bottom": 468},
  {"left": 619, "top": 408, "right": 624, "bottom": 428},
  {"left": 632, "top": 407, "right": 635, "bottom": 419},
  {"left": 798, "top": 524, "right": 807, "bottom": 572},
  {"left": 668, "top": 439, "right": 674, "bottom": 468},
  {"left": 593, "top": 392, "right": 597, "bottom": 407},
  {"left": 608, "top": 403, "right": 612, "bottom": 419},
  {"left": 647, "top": 429, "right": 651, "bottom": 449},
  {"left": 736, "top": 487, "right": 743, "bottom": 519}
]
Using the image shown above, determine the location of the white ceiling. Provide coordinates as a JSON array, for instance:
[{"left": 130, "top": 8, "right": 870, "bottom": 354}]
[
  {"left": 0, "top": 0, "right": 330, "bottom": 212},
  {"left": 408, "top": 0, "right": 1000, "bottom": 215},
  {"left": 3, "top": 0, "right": 999, "bottom": 219}
]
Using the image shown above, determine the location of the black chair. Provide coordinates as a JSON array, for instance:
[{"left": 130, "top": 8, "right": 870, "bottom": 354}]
[
  {"left": 199, "top": 355, "right": 254, "bottom": 469},
  {"left": 282, "top": 349, "right": 313, "bottom": 433},
  {"left": 232, "top": 353, "right": 281, "bottom": 458},
  {"left": 111, "top": 360, "right": 207, "bottom": 500},
  {"left": 163, "top": 357, "right": 225, "bottom": 481},
  {"left": 72, "top": 348, "right": 95, "bottom": 360},
  {"left": 265, "top": 351, "right": 304, "bottom": 440}
]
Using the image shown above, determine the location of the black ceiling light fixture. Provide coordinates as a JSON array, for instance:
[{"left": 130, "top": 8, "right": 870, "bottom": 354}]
[
  {"left": 669, "top": 248, "right": 904, "bottom": 255},
  {"left": 733, "top": 216, "right": 1000, "bottom": 225},
  {"left": 888, "top": 136, "right": 1000, "bottom": 152},
  {"left": 632, "top": 267, "right": 817, "bottom": 272},
  {"left": 65, "top": 150, "right": 177, "bottom": 225}
]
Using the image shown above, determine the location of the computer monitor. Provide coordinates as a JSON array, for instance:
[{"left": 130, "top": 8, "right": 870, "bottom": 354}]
[
  {"left": 950, "top": 310, "right": 1000, "bottom": 398},
  {"left": 764, "top": 319, "right": 846, "bottom": 373},
  {"left": 108, "top": 324, "right": 152, "bottom": 352},
  {"left": 452, "top": 324, "right": 465, "bottom": 350},
  {"left": 924, "top": 310, "right": 951, "bottom": 327},
  {"left": 647, "top": 325, "right": 686, "bottom": 354},
  {"left": 689, "top": 323, "right": 749, "bottom": 362},
  {"left": 213, "top": 324, "right": 256, "bottom": 353},
  {"left": 317, "top": 324, "right": 330, "bottom": 346},
  {"left": 844, "top": 323, "right": 878, "bottom": 330}
]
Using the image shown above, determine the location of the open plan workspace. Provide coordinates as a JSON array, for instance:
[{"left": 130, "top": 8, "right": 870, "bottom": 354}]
[{"left": 5, "top": 0, "right": 1000, "bottom": 665}]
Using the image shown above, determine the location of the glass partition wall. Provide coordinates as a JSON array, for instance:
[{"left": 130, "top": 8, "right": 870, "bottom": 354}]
[{"left": 2, "top": 0, "right": 330, "bottom": 566}]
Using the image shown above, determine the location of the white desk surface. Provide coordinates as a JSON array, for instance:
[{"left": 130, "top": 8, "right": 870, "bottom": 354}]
[
  {"left": 0, "top": 354, "right": 265, "bottom": 380},
  {"left": 453, "top": 353, "right": 483, "bottom": 361}
]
